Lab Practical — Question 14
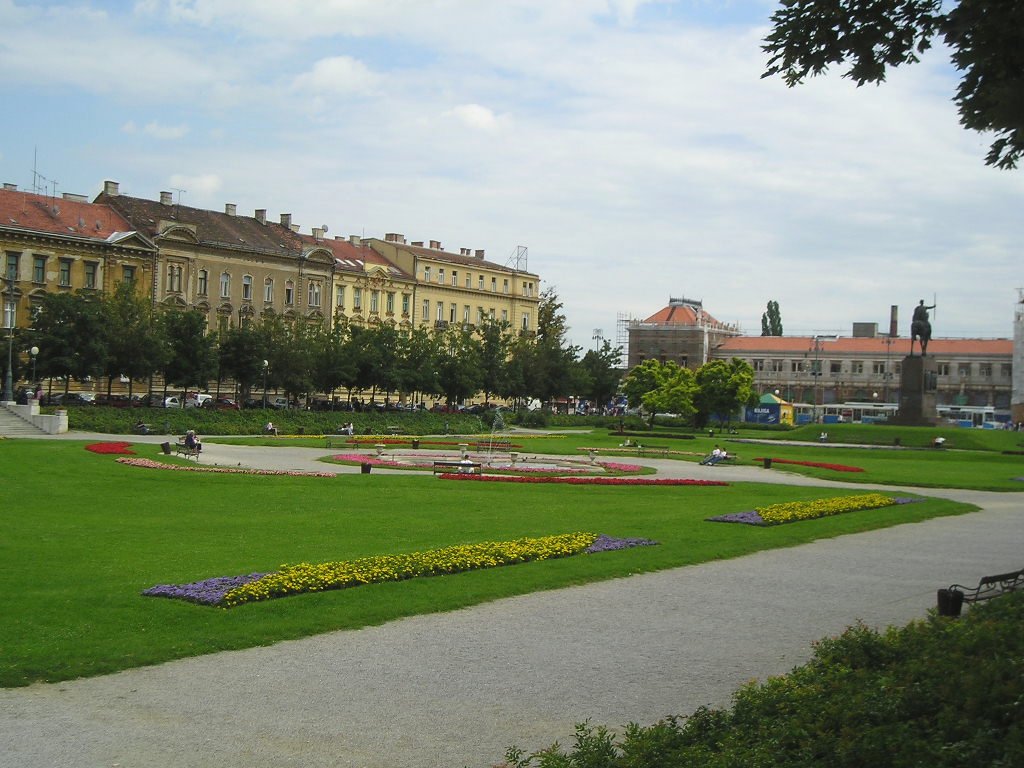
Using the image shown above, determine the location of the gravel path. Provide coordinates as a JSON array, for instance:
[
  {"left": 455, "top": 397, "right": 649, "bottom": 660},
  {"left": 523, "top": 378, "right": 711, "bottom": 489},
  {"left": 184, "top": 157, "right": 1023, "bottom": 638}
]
[{"left": 2, "top": 436, "right": 1022, "bottom": 768}]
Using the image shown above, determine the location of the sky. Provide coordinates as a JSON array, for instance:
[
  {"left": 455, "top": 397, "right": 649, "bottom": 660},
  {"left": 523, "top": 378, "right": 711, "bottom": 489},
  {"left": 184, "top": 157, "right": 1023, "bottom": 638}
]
[{"left": 1, "top": 0, "right": 1021, "bottom": 352}]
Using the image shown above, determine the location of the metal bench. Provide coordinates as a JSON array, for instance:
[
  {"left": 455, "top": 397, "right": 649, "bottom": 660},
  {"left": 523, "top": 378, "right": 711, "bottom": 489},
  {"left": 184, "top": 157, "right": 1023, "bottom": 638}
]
[
  {"left": 433, "top": 460, "right": 482, "bottom": 475},
  {"left": 324, "top": 435, "right": 350, "bottom": 448},
  {"left": 938, "top": 568, "right": 1024, "bottom": 616},
  {"left": 174, "top": 439, "right": 201, "bottom": 460},
  {"left": 636, "top": 445, "right": 670, "bottom": 458}
]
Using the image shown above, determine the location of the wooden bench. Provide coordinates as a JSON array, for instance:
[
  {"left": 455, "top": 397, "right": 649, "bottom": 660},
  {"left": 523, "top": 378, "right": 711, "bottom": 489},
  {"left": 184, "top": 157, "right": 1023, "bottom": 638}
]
[
  {"left": 433, "top": 460, "right": 482, "bottom": 475},
  {"left": 938, "top": 568, "right": 1024, "bottom": 616},
  {"left": 175, "top": 439, "right": 201, "bottom": 460},
  {"left": 636, "top": 445, "right": 670, "bottom": 458},
  {"left": 386, "top": 425, "right": 403, "bottom": 435},
  {"left": 472, "top": 439, "right": 512, "bottom": 452}
]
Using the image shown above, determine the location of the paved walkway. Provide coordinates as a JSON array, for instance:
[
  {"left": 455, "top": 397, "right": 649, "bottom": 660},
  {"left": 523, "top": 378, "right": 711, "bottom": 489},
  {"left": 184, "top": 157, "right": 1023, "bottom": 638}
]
[{"left": 2, "top": 435, "right": 1022, "bottom": 768}]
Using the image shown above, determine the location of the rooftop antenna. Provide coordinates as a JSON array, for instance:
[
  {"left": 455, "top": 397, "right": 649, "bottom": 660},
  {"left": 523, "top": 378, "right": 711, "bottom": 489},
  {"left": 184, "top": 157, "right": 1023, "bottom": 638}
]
[
  {"left": 505, "top": 245, "right": 528, "bottom": 272},
  {"left": 170, "top": 187, "right": 187, "bottom": 206}
]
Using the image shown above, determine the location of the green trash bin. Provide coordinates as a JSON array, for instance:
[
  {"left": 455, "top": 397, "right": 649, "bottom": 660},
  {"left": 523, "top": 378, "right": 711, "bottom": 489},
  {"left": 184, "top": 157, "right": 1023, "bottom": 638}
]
[
  {"left": 360, "top": 463, "right": 372, "bottom": 474},
  {"left": 763, "top": 457, "right": 772, "bottom": 469}
]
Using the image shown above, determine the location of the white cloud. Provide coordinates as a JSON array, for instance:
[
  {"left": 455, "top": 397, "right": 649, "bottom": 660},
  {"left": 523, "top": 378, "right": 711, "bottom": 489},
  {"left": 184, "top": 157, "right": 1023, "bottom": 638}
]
[
  {"left": 446, "top": 104, "right": 500, "bottom": 131},
  {"left": 292, "top": 56, "right": 379, "bottom": 96},
  {"left": 168, "top": 173, "right": 222, "bottom": 197},
  {"left": 143, "top": 121, "right": 189, "bottom": 140}
]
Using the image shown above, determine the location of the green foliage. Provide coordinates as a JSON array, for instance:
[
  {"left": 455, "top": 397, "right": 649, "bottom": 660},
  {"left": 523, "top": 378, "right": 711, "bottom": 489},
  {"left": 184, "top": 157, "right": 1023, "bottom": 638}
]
[
  {"left": 693, "top": 358, "right": 756, "bottom": 429},
  {"left": 762, "top": 0, "right": 1024, "bottom": 169},
  {"left": 506, "top": 592, "right": 1024, "bottom": 766},
  {"left": 760, "top": 299, "right": 782, "bottom": 336}
]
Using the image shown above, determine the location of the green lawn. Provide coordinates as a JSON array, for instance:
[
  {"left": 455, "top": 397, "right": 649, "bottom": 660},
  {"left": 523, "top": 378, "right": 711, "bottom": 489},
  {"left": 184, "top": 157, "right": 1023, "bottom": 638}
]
[{"left": 0, "top": 438, "right": 974, "bottom": 687}]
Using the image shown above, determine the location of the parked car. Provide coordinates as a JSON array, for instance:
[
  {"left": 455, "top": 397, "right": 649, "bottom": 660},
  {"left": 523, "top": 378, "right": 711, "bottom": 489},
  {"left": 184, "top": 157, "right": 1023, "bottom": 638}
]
[
  {"left": 270, "top": 396, "right": 291, "bottom": 410},
  {"left": 52, "top": 392, "right": 96, "bottom": 406},
  {"left": 184, "top": 393, "right": 213, "bottom": 408},
  {"left": 203, "top": 397, "right": 240, "bottom": 411}
]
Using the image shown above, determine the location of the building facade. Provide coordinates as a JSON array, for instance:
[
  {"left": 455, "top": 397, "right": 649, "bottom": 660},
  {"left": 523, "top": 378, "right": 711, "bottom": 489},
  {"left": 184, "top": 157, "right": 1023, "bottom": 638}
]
[{"left": 626, "top": 297, "right": 742, "bottom": 370}]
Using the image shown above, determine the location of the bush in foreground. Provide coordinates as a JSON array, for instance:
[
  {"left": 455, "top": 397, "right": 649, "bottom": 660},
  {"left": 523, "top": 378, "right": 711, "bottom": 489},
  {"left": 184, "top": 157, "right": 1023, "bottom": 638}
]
[{"left": 500, "top": 591, "right": 1024, "bottom": 767}]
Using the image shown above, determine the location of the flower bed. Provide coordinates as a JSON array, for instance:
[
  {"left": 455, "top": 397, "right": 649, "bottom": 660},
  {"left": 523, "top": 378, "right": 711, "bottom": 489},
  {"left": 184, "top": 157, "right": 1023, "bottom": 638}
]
[
  {"left": 86, "top": 441, "right": 135, "bottom": 455},
  {"left": 117, "top": 457, "right": 335, "bottom": 477},
  {"left": 440, "top": 474, "right": 727, "bottom": 486},
  {"left": 143, "top": 532, "right": 658, "bottom": 607},
  {"left": 326, "top": 454, "right": 647, "bottom": 477},
  {"left": 753, "top": 458, "right": 865, "bottom": 473},
  {"left": 708, "top": 494, "right": 920, "bottom": 526}
]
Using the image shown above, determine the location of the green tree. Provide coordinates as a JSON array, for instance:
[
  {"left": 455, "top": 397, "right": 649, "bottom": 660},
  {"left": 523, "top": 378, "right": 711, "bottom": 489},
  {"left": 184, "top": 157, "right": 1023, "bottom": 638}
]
[
  {"left": 578, "top": 340, "right": 623, "bottom": 410},
  {"left": 309, "top": 324, "right": 355, "bottom": 408},
  {"left": 101, "top": 282, "right": 163, "bottom": 396},
  {"left": 694, "top": 358, "right": 757, "bottom": 430},
  {"left": 530, "top": 288, "right": 581, "bottom": 409},
  {"left": 435, "top": 324, "right": 482, "bottom": 406},
  {"left": 31, "top": 291, "right": 108, "bottom": 393},
  {"left": 476, "top": 318, "right": 512, "bottom": 404},
  {"left": 160, "top": 310, "right": 216, "bottom": 402},
  {"left": 762, "top": 0, "right": 1024, "bottom": 169},
  {"left": 621, "top": 359, "right": 696, "bottom": 425},
  {"left": 761, "top": 300, "right": 783, "bottom": 336},
  {"left": 218, "top": 322, "right": 267, "bottom": 402}
]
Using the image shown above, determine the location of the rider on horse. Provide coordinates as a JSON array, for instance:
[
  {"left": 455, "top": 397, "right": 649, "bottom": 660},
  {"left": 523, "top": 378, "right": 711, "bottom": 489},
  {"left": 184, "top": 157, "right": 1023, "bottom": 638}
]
[{"left": 911, "top": 300, "right": 935, "bottom": 356}]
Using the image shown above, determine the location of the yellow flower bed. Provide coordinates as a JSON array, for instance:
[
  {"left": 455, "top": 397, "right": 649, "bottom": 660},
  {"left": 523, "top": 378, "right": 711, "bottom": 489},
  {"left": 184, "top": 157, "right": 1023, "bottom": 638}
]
[
  {"left": 755, "top": 493, "right": 896, "bottom": 524},
  {"left": 223, "top": 532, "right": 598, "bottom": 607}
]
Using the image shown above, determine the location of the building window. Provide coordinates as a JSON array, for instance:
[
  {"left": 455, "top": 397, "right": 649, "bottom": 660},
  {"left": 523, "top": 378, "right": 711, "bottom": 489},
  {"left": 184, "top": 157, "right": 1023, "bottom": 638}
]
[
  {"left": 32, "top": 256, "right": 45, "bottom": 283},
  {"left": 463, "top": 305, "right": 471, "bottom": 322},
  {"left": 335, "top": 285, "right": 345, "bottom": 309},
  {"left": 265, "top": 278, "right": 274, "bottom": 303},
  {"left": 242, "top": 275, "right": 253, "bottom": 301},
  {"left": 488, "top": 307, "right": 495, "bottom": 319},
  {"left": 5, "top": 252, "right": 18, "bottom": 281},
  {"left": 84, "top": 262, "right": 98, "bottom": 289},
  {"left": 386, "top": 291, "right": 395, "bottom": 314},
  {"left": 830, "top": 361, "right": 843, "bottom": 374},
  {"left": 850, "top": 361, "right": 864, "bottom": 374},
  {"left": 167, "top": 264, "right": 183, "bottom": 293},
  {"left": 790, "top": 360, "right": 802, "bottom": 373},
  {"left": 402, "top": 293, "right": 410, "bottom": 315},
  {"left": 370, "top": 290, "right": 379, "bottom": 313},
  {"left": 197, "top": 269, "right": 208, "bottom": 296},
  {"left": 465, "top": 274, "right": 472, "bottom": 288},
  {"left": 521, "top": 312, "right": 529, "bottom": 330},
  {"left": 872, "top": 361, "right": 886, "bottom": 375},
  {"left": 220, "top": 272, "right": 231, "bottom": 299},
  {"left": 503, "top": 278, "right": 509, "bottom": 294},
  {"left": 122, "top": 265, "right": 135, "bottom": 285},
  {"left": 449, "top": 303, "right": 456, "bottom": 323},
  {"left": 478, "top": 275, "right": 484, "bottom": 290},
  {"left": 308, "top": 281, "right": 322, "bottom": 308},
  {"left": 958, "top": 363, "right": 971, "bottom": 377},
  {"left": 979, "top": 363, "right": 992, "bottom": 377},
  {"left": 352, "top": 287, "right": 362, "bottom": 310},
  {"left": 937, "top": 362, "right": 950, "bottom": 376},
  {"left": 452, "top": 271, "right": 458, "bottom": 286},
  {"left": 490, "top": 277, "right": 497, "bottom": 292},
  {"left": 1001, "top": 363, "right": 1012, "bottom": 378},
  {"left": 285, "top": 280, "right": 295, "bottom": 305},
  {"left": 752, "top": 359, "right": 764, "bottom": 372},
  {"left": 438, "top": 268, "right": 445, "bottom": 284},
  {"left": 59, "top": 259, "right": 71, "bottom": 287},
  {"left": 501, "top": 309, "right": 508, "bottom": 323},
  {"left": 436, "top": 301, "right": 444, "bottom": 322},
  {"left": 422, "top": 299, "right": 429, "bottom": 320},
  {"left": 770, "top": 359, "right": 783, "bottom": 372},
  {"left": 423, "top": 266, "right": 431, "bottom": 282}
]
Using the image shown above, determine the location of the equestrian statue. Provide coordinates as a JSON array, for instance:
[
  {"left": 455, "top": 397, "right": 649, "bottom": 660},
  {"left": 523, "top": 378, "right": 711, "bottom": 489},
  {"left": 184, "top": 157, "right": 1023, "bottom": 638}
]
[{"left": 910, "top": 300, "right": 936, "bottom": 356}]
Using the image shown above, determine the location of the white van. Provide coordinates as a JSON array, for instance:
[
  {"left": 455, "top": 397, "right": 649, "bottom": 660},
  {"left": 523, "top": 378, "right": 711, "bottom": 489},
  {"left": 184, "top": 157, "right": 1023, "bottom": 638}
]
[{"left": 185, "top": 393, "right": 213, "bottom": 408}]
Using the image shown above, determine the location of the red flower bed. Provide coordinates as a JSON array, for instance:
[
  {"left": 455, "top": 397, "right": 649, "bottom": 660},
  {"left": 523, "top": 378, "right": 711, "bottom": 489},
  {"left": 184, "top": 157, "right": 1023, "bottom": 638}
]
[
  {"left": 439, "top": 475, "right": 727, "bottom": 486},
  {"left": 86, "top": 441, "right": 135, "bottom": 455},
  {"left": 754, "top": 458, "right": 864, "bottom": 473}
]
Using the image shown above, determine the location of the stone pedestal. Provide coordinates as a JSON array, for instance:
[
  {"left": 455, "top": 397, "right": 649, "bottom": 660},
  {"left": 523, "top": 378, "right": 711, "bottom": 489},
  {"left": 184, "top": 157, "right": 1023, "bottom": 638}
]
[{"left": 891, "top": 355, "right": 937, "bottom": 426}]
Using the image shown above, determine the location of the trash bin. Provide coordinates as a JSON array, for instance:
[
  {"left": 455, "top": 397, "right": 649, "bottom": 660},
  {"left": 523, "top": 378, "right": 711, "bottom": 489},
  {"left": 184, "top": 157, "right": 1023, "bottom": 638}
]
[
  {"left": 412, "top": 439, "right": 420, "bottom": 449},
  {"left": 360, "top": 463, "right": 372, "bottom": 474},
  {"left": 161, "top": 441, "right": 172, "bottom": 455},
  {"left": 297, "top": 426, "right": 304, "bottom": 435},
  {"left": 937, "top": 588, "right": 964, "bottom": 617},
  {"left": 894, "top": 437, "right": 901, "bottom": 446},
  {"left": 762, "top": 457, "right": 772, "bottom": 469}
]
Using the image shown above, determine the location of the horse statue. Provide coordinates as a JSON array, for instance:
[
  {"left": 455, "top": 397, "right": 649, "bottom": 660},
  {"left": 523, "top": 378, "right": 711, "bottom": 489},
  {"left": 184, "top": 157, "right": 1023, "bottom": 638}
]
[{"left": 910, "top": 300, "right": 935, "bottom": 356}]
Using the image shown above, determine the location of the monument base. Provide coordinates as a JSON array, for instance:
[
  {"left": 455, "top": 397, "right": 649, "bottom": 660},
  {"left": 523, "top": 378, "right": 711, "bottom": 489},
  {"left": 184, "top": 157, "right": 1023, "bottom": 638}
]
[{"left": 891, "top": 355, "right": 937, "bottom": 426}]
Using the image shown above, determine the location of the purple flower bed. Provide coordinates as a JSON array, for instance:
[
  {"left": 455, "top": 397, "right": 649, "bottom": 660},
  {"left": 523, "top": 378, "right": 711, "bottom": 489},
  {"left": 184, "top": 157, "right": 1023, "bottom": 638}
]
[
  {"left": 586, "top": 534, "right": 658, "bottom": 552},
  {"left": 142, "top": 573, "right": 269, "bottom": 606},
  {"left": 706, "top": 510, "right": 767, "bottom": 526}
]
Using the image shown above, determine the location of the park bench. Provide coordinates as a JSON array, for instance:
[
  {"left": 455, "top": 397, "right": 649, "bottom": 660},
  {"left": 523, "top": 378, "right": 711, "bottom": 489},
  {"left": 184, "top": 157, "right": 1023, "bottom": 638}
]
[
  {"left": 636, "top": 445, "right": 670, "bottom": 458},
  {"left": 174, "top": 438, "right": 201, "bottom": 460},
  {"left": 938, "top": 567, "right": 1024, "bottom": 616},
  {"left": 386, "top": 425, "right": 403, "bottom": 435},
  {"left": 433, "top": 460, "right": 482, "bottom": 475},
  {"left": 324, "top": 435, "right": 351, "bottom": 448},
  {"left": 472, "top": 439, "right": 512, "bottom": 452}
]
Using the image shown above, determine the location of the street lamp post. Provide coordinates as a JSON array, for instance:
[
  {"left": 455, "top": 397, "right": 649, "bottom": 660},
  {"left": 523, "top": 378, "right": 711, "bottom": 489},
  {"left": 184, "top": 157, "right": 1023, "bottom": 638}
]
[
  {"left": 3, "top": 288, "right": 14, "bottom": 403},
  {"left": 262, "top": 359, "right": 269, "bottom": 409},
  {"left": 30, "top": 345, "right": 38, "bottom": 387}
]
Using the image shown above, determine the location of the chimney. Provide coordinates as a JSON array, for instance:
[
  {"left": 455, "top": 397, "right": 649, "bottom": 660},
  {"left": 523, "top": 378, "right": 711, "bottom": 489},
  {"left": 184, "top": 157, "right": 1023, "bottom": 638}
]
[
  {"left": 313, "top": 227, "right": 324, "bottom": 241},
  {"left": 385, "top": 233, "right": 406, "bottom": 244},
  {"left": 349, "top": 235, "right": 361, "bottom": 246},
  {"left": 460, "top": 248, "right": 470, "bottom": 256},
  {"left": 889, "top": 305, "right": 899, "bottom": 337},
  {"left": 280, "top": 213, "right": 292, "bottom": 229},
  {"left": 160, "top": 191, "right": 173, "bottom": 205},
  {"left": 4, "top": 183, "right": 18, "bottom": 191},
  {"left": 475, "top": 249, "right": 485, "bottom": 259},
  {"left": 103, "top": 180, "right": 120, "bottom": 197},
  {"left": 225, "top": 203, "right": 236, "bottom": 216},
  {"left": 62, "top": 192, "right": 87, "bottom": 202},
  {"left": 255, "top": 209, "right": 266, "bottom": 224},
  {"left": 411, "top": 241, "right": 424, "bottom": 247},
  {"left": 429, "top": 239, "right": 441, "bottom": 250}
]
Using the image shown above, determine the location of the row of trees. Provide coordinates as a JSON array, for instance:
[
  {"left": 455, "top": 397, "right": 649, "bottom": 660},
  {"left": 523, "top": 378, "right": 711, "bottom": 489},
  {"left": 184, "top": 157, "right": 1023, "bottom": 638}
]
[
  {"left": 621, "top": 357, "right": 757, "bottom": 429},
  {"left": 13, "top": 285, "right": 624, "bottom": 409}
]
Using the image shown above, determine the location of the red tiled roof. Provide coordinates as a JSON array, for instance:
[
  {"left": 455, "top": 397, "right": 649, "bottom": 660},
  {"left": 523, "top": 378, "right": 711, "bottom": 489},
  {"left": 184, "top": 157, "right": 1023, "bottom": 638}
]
[
  {"left": 717, "top": 336, "right": 1012, "bottom": 355},
  {"left": 0, "top": 188, "right": 133, "bottom": 240},
  {"left": 298, "top": 234, "right": 413, "bottom": 279},
  {"left": 643, "top": 302, "right": 731, "bottom": 329}
]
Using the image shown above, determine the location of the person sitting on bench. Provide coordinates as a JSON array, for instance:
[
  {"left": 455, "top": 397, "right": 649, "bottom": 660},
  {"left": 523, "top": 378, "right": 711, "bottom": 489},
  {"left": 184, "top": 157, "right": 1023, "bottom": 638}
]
[
  {"left": 184, "top": 430, "right": 201, "bottom": 452},
  {"left": 264, "top": 421, "right": 278, "bottom": 436},
  {"left": 701, "top": 445, "right": 725, "bottom": 465}
]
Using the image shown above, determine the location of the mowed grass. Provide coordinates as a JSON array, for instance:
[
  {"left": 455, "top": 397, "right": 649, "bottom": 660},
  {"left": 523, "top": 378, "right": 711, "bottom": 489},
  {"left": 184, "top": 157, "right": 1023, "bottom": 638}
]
[{"left": 1, "top": 439, "right": 974, "bottom": 687}]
